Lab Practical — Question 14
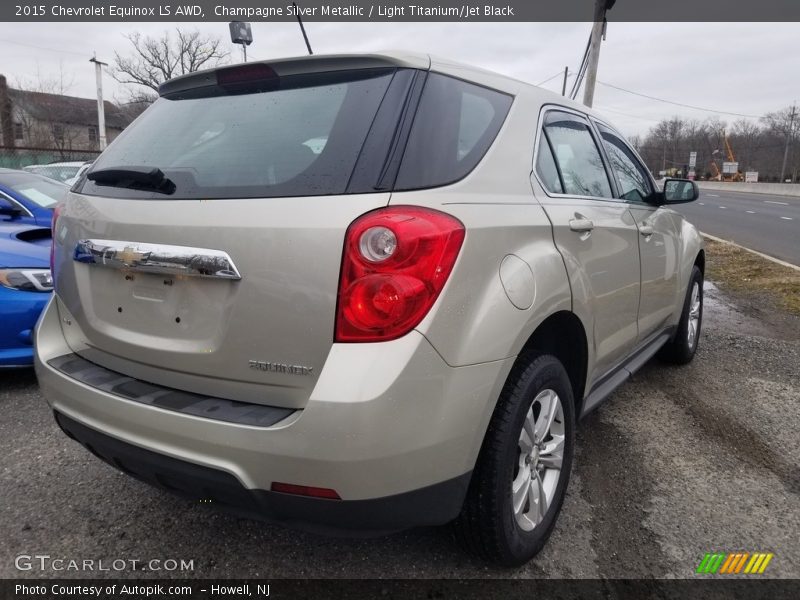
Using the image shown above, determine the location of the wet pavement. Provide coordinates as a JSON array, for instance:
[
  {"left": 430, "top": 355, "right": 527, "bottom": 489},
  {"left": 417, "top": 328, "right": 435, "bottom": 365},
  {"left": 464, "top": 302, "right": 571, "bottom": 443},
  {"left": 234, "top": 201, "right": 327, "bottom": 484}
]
[{"left": 1, "top": 281, "right": 798, "bottom": 579}]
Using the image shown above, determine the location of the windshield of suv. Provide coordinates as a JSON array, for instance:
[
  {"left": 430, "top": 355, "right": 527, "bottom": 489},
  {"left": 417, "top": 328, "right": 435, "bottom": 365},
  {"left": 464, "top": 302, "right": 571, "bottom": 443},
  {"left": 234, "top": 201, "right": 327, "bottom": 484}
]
[{"left": 81, "top": 69, "right": 394, "bottom": 200}]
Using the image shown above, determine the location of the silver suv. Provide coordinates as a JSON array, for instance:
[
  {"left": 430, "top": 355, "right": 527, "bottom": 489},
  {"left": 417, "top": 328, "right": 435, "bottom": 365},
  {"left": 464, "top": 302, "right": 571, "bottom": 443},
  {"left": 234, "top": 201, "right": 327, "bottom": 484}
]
[{"left": 35, "top": 52, "right": 703, "bottom": 566}]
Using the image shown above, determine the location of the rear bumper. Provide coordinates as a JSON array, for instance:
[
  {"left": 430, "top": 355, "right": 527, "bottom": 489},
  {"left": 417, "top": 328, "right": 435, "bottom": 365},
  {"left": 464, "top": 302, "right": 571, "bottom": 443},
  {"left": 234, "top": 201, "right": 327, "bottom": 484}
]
[
  {"left": 35, "top": 296, "right": 514, "bottom": 531},
  {"left": 54, "top": 411, "right": 471, "bottom": 534}
]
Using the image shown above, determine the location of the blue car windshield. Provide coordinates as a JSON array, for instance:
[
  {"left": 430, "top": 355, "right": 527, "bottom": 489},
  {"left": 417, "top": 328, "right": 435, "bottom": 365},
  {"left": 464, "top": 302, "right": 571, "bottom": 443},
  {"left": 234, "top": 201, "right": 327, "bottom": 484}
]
[{"left": 4, "top": 173, "right": 66, "bottom": 208}]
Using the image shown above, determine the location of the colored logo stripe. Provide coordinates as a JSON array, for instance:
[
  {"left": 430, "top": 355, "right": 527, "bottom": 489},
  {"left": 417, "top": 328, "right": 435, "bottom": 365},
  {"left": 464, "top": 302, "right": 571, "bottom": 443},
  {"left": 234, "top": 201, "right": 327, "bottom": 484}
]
[{"left": 697, "top": 552, "right": 774, "bottom": 574}]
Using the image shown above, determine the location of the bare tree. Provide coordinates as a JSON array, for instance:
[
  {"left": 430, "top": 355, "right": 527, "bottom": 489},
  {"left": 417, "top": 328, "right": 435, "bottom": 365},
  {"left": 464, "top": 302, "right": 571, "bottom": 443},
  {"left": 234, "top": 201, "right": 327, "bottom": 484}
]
[
  {"left": 111, "top": 28, "right": 230, "bottom": 97},
  {"left": 762, "top": 105, "right": 799, "bottom": 140},
  {"left": 635, "top": 111, "right": 798, "bottom": 182}
]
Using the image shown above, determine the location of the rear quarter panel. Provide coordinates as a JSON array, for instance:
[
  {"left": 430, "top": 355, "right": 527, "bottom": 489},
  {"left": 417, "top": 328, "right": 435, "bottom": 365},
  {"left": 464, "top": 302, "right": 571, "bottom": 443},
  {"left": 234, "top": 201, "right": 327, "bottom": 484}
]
[{"left": 395, "top": 90, "right": 572, "bottom": 367}]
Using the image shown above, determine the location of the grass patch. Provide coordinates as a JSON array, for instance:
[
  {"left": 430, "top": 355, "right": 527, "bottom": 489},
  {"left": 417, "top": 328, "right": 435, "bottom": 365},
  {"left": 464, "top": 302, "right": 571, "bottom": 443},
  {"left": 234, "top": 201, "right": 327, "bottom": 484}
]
[{"left": 704, "top": 238, "right": 800, "bottom": 315}]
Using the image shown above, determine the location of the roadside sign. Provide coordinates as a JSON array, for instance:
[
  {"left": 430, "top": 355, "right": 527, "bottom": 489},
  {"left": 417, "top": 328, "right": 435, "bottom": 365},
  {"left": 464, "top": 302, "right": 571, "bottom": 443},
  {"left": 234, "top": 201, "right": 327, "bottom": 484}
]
[
  {"left": 688, "top": 170, "right": 696, "bottom": 180},
  {"left": 689, "top": 151, "right": 697, "bottom": 168},
  {"left": 722, "top": 161, "right": 739, "bottom": 174},
  {"left": 745, "top": 171, "right": 759, "bottom": 183}
]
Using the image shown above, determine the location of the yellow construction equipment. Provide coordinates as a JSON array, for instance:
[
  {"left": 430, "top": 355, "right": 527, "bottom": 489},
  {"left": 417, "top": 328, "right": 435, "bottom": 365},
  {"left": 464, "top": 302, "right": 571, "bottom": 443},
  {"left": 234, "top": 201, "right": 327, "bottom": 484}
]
[{"left": 708, "top": 131, "right": 743, "bottom": 181}]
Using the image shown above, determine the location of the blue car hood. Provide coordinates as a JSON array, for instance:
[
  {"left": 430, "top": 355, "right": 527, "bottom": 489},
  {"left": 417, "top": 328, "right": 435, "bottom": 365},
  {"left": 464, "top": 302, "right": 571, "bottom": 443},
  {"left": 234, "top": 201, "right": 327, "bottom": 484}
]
[{"left": 0, "top": 224, "right": 51, "bottom": 268}]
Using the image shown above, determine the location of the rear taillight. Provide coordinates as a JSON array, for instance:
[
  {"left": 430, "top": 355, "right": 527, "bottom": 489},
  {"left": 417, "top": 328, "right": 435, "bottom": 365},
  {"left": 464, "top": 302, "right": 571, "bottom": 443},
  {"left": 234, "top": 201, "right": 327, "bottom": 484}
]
[
  {"left": 50, "top": 203, "right": 63, "bottom": 277},
  {"left": 335, "top": 206, "right": 465, "bottom": 342}
]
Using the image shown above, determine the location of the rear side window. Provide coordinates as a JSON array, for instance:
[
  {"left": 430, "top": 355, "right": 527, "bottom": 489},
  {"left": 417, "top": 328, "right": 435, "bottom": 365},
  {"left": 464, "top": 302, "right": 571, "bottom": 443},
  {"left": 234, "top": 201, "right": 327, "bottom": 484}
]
[
  {"left": 542, "top": 111, "right": 612, "bottom": 198},
  {"left": 80, "top": 70, "right": 394, "bottom": 200},
  {"left": 535, "top": 135, "right": 563, "bottom": 194},
  {"left": 394, "top": 74, "right": 512, "bottom": 191}
]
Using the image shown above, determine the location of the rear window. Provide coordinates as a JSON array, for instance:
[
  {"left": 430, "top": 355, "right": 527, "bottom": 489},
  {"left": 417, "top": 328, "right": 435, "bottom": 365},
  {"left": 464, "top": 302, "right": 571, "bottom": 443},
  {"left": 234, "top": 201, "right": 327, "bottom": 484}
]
[
  {"left": 394, "top": 74, "right": 512, "bottom": 191},
  {"left": 80, "top": 69, "right": 394, "bottom": 200}
]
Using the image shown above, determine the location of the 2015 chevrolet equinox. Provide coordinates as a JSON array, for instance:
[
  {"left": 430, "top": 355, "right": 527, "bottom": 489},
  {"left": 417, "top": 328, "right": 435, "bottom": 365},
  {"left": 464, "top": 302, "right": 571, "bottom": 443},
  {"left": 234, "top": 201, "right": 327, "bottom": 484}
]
[{"left": 35, "top": 52, "right": 704, "bottom": 566}]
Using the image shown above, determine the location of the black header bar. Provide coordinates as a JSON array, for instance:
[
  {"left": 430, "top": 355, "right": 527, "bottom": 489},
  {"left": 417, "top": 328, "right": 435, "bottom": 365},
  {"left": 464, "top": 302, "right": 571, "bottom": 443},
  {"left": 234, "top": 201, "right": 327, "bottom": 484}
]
[{"left": 3, "top": 0, "right": 800, "bottom": 22}]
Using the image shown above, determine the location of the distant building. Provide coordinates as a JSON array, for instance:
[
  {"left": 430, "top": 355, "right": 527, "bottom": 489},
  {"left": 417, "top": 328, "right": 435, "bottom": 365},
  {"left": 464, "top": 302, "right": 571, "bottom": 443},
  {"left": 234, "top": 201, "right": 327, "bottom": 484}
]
[{"left": 0, "top": 74, "right": 133, "bottom": 155}]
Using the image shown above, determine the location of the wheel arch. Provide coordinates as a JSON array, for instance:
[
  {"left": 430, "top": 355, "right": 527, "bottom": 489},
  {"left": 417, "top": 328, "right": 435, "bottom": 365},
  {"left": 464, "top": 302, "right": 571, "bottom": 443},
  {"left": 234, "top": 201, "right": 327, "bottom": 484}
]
[
  {"left": 515, "top": 310, "right": 589, "bottom": 412},
  {"left": 695, "top": 248, "right": 706, "bottom": 274}
]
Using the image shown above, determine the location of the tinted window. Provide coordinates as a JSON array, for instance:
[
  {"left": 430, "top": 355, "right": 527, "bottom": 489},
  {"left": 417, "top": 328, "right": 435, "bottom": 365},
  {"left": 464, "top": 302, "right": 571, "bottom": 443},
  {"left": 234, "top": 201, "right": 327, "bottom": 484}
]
[
  {"left": 597, "top": 124, "right": 652, "bottom": 202},
  {"left": 543, "top": 111, "right": 612, "bottom": 198},
  {"left": 394, "top": 74, "right": 512, "bottom": 190},
  {"left": 535, "top": 135, "right": 563, "bottom": 194},
  {"left": 80, "top": 70, "right": 394, "bottom": 200}
]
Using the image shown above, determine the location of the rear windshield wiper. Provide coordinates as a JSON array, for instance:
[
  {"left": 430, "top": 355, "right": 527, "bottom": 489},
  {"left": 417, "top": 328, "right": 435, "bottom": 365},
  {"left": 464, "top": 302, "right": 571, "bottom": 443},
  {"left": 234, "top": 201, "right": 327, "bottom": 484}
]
[{"left": 87, "top": 166, "right": 176, "bottom": 195}]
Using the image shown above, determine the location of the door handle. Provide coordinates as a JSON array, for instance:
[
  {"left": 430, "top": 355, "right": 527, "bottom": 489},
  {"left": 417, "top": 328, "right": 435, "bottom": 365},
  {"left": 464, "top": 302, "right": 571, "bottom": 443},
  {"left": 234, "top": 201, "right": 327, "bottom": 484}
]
[
  {"left": 639, "top": 224, "right": 654, "bottom": 237},
  {"left": 569, "top": 218, "right": 594, "bottom": 233}
]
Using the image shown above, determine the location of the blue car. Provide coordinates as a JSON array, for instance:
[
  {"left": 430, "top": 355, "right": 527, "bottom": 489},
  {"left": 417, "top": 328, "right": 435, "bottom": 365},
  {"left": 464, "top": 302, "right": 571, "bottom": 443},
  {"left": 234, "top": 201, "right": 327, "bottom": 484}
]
[
  {"left": 0, "top": 168, "right": 68, "bottom": 227},
  {"left": 0, "top": 223, "right": 53, "bottom": 367}
]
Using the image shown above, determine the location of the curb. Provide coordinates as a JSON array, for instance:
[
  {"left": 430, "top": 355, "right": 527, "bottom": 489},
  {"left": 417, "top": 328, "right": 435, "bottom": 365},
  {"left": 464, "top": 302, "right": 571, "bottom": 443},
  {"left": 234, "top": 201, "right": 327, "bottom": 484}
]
[{"left": 701, "top": 232, "right": 800, "bottom": 272}]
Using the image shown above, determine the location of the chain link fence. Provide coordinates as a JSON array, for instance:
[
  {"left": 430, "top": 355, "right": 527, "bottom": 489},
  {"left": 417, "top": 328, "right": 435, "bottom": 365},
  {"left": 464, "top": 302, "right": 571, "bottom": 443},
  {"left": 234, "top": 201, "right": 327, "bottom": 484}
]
[{"left": 0, "top": 146, "right": 100, "bottom": 182}]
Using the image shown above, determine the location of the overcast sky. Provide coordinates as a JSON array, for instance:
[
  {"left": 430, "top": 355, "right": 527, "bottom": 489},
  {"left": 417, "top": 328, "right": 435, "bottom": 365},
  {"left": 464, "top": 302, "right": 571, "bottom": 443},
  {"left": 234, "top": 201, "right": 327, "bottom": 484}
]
[{"left": 0, "top": 21, "right": 798, "bottom": 137}]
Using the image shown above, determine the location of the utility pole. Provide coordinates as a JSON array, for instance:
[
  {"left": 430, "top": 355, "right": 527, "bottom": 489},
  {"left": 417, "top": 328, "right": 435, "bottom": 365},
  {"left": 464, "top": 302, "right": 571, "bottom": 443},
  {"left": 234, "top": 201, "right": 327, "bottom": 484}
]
[
  {"left": 89, "top": 54, "right": 107, "bottom": 150},
  {"left": 582, "top": 0, "right": 615, "bottom": 108},
  {"left": 561, "top": 66, "right": 569, "bottom": 96},
  {"left": 780, "top": 104, "right": 797, "bottom": 183}
]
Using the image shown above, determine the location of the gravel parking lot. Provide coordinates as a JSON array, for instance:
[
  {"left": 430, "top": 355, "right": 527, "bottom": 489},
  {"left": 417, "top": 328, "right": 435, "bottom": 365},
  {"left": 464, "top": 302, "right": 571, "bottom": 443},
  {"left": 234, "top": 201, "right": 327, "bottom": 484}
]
[{"left": 1, "top": 281, "right": 798, "bottom": 580}]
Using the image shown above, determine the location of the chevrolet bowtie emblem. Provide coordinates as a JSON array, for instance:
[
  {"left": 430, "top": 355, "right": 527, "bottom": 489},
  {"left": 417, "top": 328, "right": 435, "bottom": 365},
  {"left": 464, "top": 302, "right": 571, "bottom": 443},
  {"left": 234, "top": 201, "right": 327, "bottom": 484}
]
[{"left": 117, "top": 246, "right": 147, "bottom": 265}]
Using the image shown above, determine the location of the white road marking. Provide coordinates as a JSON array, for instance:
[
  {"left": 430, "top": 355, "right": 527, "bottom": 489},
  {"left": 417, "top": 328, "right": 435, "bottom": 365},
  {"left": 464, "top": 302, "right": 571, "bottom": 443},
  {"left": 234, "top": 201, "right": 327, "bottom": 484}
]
[
  {"left": 780, "top": 216, "right": 793, "bottom": 220},
  {"left": 707, "top": 194, "right": 720, "bottom": 197},
  {"left": 698, "top": 202, "right": 705, "bottom": 205},
  {"left": 718, "top": 206, "right": 727, "bottom": 209},
  {"left": 746, "top": 210, "right": 756, "bottom": 214},
  {"left": 764, "top": 200, "right": 789, "bottom": 206}
]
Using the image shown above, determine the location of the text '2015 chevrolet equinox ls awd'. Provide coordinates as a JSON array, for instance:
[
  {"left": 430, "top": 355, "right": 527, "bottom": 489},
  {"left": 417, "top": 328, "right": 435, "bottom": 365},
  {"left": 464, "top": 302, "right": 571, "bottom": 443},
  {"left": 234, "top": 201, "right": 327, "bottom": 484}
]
[{"left": 35, "top": 52, "right": 704, "bottom": 566}]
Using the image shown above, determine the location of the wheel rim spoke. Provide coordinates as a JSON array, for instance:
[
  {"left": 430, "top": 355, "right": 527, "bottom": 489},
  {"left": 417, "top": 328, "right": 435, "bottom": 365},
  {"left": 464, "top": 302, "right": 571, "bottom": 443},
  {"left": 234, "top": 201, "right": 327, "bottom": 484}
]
[
  {"left": 539, "top": 434, "right": 564, "bottom": 469},
  {"left": 519, "top": 427, "right": 534, "bottom": 454},
  {"left": 523, "top": 406, "right": 536, "bottom": 444},
  {"left": 529, "top": 471, "right": 547, "bottom": 523},
  {"left": 512, "top": 467, "right": 532, "bottom": 517},
  {"left": 533, "top": 390, "right": 557, "bottom": 442}
]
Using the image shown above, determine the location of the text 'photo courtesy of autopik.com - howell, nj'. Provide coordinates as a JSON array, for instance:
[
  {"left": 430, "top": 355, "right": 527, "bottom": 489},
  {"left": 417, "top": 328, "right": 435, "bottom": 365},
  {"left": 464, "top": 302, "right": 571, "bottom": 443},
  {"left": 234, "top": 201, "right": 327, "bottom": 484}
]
[{"left": 1, "top": 1, "right": 799, "bottom": 599}]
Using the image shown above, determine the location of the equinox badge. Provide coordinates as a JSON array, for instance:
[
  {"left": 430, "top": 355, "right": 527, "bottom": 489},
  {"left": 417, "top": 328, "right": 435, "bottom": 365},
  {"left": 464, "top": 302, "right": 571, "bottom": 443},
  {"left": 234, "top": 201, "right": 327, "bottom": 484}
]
[{"left": 248, "top": 360, "right": 313, "bottom": 376}]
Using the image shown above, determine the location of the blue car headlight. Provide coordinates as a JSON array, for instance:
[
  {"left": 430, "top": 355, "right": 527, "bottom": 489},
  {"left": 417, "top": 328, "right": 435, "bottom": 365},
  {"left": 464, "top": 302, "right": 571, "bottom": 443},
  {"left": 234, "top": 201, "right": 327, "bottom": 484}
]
[{"left": 0, "top": 268, "right": 53, "bottom": 292}]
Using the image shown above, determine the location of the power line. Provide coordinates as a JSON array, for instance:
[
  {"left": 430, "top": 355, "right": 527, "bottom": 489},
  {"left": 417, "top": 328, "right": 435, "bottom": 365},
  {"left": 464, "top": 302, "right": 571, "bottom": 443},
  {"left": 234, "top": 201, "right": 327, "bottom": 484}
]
[
  {"left": 569, "top": 30, "right": 592, "bottom": 100},
  {"left": 536, "top": 70, "right": 568, "bottom": 87},
  {"left": 596, "top": 80, "right": 765, "bottom": 119},
  {"left": 593, "top": 104, "right": 662, "bottom": 123},
  {"left": 0, "top": 38, "right": 86, "bottom": 57}
]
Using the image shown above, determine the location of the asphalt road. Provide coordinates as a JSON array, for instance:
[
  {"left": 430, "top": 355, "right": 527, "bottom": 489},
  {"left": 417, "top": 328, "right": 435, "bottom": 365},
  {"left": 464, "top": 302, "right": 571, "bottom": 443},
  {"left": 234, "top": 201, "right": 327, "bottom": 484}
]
[
  {"left": 675, "top": 190, "right": 800, "bottom": 265},
  {"left": 1, "top": 283, "right": 799, "bottom": 580}
]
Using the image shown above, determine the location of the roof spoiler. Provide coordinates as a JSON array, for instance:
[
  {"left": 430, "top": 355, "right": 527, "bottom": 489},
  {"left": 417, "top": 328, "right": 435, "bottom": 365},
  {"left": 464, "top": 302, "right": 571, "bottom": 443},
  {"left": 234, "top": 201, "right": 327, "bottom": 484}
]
[{"left": 158, "top": 54, "right": 430, "bottom": 97}]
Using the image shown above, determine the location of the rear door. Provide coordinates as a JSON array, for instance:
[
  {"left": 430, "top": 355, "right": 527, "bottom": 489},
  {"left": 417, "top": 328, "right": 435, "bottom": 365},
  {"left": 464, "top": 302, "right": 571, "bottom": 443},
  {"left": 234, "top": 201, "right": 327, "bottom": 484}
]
[
  {"left": 533, "top": 108, "right": 641, "bottom": 383},
  {"left": 594, "top": 122, "right": 681, "bottom": 341},
  {"left": 53, "top": 65, "right": 417, "bottom": 410}
]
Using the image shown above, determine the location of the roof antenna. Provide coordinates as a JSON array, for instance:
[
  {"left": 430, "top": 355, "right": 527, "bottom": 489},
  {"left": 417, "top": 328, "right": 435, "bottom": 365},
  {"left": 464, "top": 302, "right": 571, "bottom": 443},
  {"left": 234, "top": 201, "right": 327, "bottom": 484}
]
[{"left": 293, "top": 2, "right": 313, "bottom": 55}]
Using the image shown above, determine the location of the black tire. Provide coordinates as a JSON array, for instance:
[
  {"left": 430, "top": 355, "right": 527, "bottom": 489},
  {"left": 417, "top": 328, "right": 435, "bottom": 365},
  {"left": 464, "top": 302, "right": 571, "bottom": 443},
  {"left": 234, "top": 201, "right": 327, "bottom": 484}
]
[
  {"left": 453, "top": 352, "right": 575, "bottom": 566},
  {"left": 658, "top": 265, "right": 703, "bottom": 365}
]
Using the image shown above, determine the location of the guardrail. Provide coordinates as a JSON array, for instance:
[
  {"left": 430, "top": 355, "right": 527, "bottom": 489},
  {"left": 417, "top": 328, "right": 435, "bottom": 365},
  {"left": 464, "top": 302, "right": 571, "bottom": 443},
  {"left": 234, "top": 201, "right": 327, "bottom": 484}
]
[{"left": 696, "top": 181, "right": 800, "bottom": 198}]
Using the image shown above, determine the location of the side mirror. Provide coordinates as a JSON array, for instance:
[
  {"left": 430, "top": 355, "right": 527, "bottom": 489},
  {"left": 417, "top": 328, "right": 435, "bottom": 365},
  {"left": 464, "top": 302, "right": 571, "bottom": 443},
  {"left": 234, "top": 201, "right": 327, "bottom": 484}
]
[{"left": 662, "top": 178, "right": 699, "bottom": 204}]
